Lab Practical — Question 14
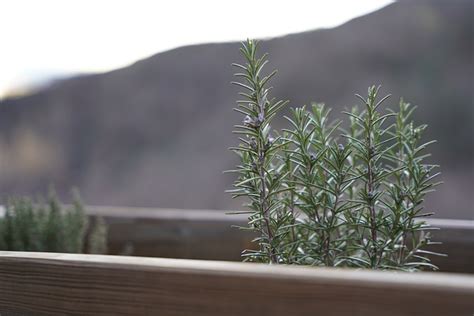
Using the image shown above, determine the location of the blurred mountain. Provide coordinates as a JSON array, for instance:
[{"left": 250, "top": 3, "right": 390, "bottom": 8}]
[{"left": 1, "top": 0, "right": 472, "bottom": 219}]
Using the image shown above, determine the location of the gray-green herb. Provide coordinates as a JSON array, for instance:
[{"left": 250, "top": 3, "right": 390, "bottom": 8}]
[
  {"left": 228, "top": 40, "right": 443, "bottom": 271},
  {"left": 0, "top": 187, "right": 108, "bottom": 254}
]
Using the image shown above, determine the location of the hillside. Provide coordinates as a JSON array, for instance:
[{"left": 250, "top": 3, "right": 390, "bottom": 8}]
[{"left": 1, "top": 0, "right": 472, "bottom": 218}]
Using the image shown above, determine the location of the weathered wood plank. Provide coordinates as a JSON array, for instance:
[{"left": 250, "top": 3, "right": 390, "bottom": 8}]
[
  {"left": 0, "top": 252, "right": 472, "bottom": 316},
  {"left": 86, "top": 206, "right": 474, "bottom": 273},
  {"left": 424, "top": 218, "right": 474, "bottom": 274},
  {"left": 87, "top": 207, "right": 253, "bottom": 261}
]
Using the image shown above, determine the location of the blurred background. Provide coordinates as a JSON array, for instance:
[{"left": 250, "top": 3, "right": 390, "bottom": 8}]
[{"left": 0, "top": 0, "right": 472, "bottom": 219}]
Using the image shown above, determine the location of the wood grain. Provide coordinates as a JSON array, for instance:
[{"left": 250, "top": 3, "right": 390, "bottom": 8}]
[
  {"left": 85, "top": 206, "right": 474, "bottom": 273},
  {"left": 0, "top": 252, "right": 473, "bottom": 316}
]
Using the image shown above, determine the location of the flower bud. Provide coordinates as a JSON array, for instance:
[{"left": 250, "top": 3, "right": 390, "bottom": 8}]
[
  {"left": 367, "top": 191, "right": 375, "bottom": 201},
  {"left": 243, "top": 115, "right": 254, "bottom": 126},
  {"left": 251, "top": 162, "right": 258, "bottom": 172},
  {"left": 369, "top": 145, "right": 376, "bottom": 157},
  {"left": 250, "top": 137, "right": 257, "bottom": 150}
]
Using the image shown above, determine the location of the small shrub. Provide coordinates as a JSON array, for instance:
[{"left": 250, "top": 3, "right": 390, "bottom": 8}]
[
  {"left": 87, "top": 216, "right": 108, "bottom": 254},
  {"left": 228, "top": 40, "right": 443, "bottom": 271},
  {"left": 0, "top": 187, "right": 107, "bottom": 254}
]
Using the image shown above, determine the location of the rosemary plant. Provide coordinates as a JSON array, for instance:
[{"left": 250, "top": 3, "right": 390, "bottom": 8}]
[
  {"left": 0, "top": 188, "right": 108, "bottom": 254},
  {"left": 228, "top": 40, "right": 443, "bottom": 271},
  {"left": 228, "top": 39, "right": 290, "bottom": 263}
]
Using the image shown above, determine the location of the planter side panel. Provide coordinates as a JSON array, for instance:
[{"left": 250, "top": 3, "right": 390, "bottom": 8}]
[
  {"left": 87, "top": 207, "right": 474, "bottom": 273},
  {"left": 0, "top": 252, "right": 473, "bottom": 316}
]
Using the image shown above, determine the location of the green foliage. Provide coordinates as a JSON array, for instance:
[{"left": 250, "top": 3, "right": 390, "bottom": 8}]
[
  {"left": 228, "top": 40, "right": 443, "bottom": 271},
  {"left": 88, "top": 217, "right": 108, "bottom": 254},
  {"left": 0, "top": 188, "right": 107, "bottom": 254}
]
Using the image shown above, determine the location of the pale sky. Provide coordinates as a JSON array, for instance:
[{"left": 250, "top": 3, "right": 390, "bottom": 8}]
[{"left": 0, "top": 0, "right": 393, "bottom": 97}]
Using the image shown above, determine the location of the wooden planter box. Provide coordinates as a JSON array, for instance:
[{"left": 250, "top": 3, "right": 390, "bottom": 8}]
[
  {"left": 1, "top": 252, "right": 473, "bottom": 315},
  {"left": 1, "top": 207, "right": 473, "bottom": 315},
  {"left": 88, "top": 206, "right": 474, "bottom": 274}
]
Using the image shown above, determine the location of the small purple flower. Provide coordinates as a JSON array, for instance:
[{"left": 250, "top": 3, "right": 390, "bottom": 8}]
[{"left": 243, "top": 115, "right": 255, "bottom": 127}]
